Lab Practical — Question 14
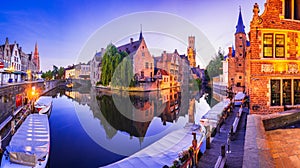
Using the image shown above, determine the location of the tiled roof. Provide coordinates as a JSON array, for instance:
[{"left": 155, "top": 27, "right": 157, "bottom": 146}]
[{"left": 117, "top": 40, "right": 141, "bottom": 55}]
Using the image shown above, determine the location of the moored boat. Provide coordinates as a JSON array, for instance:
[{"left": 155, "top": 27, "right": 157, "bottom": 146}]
[
  {"left": 34, "top": 96, "right": 52, "bottom": 115},
  {"left": 1, "top": 114, "right": 50, "bottom": 168}
]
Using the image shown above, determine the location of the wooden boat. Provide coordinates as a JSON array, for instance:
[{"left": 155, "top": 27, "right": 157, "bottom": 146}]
[
  {"left": 34, "top": 96, "right": 52, "bottom": 115},
  {"left": 1, "top": 114, "right": 50, "bottom": 168}
]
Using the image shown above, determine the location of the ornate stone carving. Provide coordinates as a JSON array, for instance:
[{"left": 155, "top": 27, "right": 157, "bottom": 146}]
[
  {"left": 261, "top": 64, "right": 274, "bottom": 73},
  {"left": 287, "top": 64, "right": 298, "bottom": 73}
]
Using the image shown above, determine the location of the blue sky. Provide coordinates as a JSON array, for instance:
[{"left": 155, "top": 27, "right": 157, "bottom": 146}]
[{"left": 0, "top": 0, "right": 266, "bottom": 71}]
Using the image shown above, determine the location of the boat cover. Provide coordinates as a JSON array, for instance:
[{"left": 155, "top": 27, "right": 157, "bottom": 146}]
[
  {"left": 6, "top": 114, "right": 50, "bottom": 165},
  {"left": 103, "top": 124, "right": 206, "bottom": 168},
  {"left": 34, "top": 96, "right": 52, "bottom": 108}
]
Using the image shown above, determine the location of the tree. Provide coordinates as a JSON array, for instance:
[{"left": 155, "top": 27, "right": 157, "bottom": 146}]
[
  {"left": 41, "top": 70, "right": 53, "bottom": 80},
  {"left": 206, "top": 49, "right": 224, "bottom": 79},
  {"left": 100, "top": 44, "right": 133, "bottom": 87},
  {"left": 57, "top": 67, "right": 65, "bottom": 79}
]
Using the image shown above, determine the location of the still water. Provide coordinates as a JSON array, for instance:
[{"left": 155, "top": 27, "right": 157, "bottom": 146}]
[{"left": 45, "top": 87, "right": 211, "bottom": 168}]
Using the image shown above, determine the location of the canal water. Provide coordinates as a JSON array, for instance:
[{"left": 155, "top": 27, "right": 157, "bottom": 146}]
[{"left": 45, "top": 87, "right": 212, "bottom": 168}]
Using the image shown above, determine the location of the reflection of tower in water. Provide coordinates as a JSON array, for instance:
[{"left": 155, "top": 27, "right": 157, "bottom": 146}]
[{"left": 188, "top": 99, "right": 195, "bottom": 123}]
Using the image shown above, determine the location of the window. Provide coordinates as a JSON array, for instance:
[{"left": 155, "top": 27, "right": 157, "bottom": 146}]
[
  {"left": 237, "top": 82, "right": 241, "bottom": 87},
  {"left": 145, "top": 62, "right": 149, "bottom": 69},
  {"left": 240, "top": 54, "right": 242, "bottom": 56},
  {"left": 15, "top": 51, "right": 17, "bottom": 55},
  {"left": 239, "top": 64, "right": 242, "bottom": 66},
  {"left": 240, "top": 45, "right": 242, "bottom": 48},
  {"left": 263, "top": 33, "right": 285, "bottom": 58},
  {"left": 271, "top": 80, "right": 281, "bottom": 106},
  {"left": 285, "top": 0, "right": 300, "bottom": 20},
  {"left": 294, "top": 79, "right": 300, "bottom": 104},
  {"left": 263, "top": 34, "right": 273, "bottom": 58},
  {"left": 275, "top": 34, "right": 285, "bottom": 58},
  {"left": 283, "top": 79, "right": 292, "bottom": 105},
  {"left": 142, "top": 52, "right": 145, "bottom": 56},
  {"left": 239, "top": 76, "right": 242, "bottom": 79}
]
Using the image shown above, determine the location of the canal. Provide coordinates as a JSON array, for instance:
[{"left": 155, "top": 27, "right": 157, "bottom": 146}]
[{"left": 45, "top": 87, "right": 212, "bottom": 167}]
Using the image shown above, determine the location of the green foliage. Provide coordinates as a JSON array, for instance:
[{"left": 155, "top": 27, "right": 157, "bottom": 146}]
[
  {"left": 101, "top": 44, "right": 133, "bottom": 87},
  {"left": 111, "top": 56, "right": 133, "bottom": 87},
  {"left": 206, "top": 49, "right": 224, "bottom": 79},
  {"left": 42, "top": 65, "right": 64, "bottom": 80},
  {"left": 41, "top": 70, "right": 53, "bottom": 80},
  {"left": 57, "top": 67, "right": 65, "bottom": 79}
]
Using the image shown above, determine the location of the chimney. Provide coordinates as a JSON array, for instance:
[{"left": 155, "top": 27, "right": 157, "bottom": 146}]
[
  {"left": 130, "top": 38, "right": 133, "bottom": 44},
  {"left": 228, "top": 47, "right": 232, "bottom": 58},
  {"left": 101, "top": 48, "right": 104, "bottom": 53}
]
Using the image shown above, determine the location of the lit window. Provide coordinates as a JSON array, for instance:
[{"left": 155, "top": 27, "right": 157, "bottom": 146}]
[
  {"left": 275, "top": 34, "right": 285, "bottom": 58},
  {"left": 263, "top": 33, "right": 285, "bottom": 58},
  {"left": 271, "top": 80, "right": 281, "bottom": 106},
  {"left": 263, "top": 34, "right": 273, "bottom": 58}
]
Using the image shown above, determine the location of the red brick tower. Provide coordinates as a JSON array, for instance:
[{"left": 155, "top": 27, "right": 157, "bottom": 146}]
[{"left": 234, "top": 7, "right": 247, "bottom": 91}]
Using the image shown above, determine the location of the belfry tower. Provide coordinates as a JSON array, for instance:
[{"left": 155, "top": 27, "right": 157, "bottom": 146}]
[{"left": 187, "top": 36, "right": 196, "bottom": 67}]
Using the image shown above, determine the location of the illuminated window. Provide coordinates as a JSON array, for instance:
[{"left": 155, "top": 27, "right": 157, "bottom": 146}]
[
  {"left": 284, "top": 0, "right": 300, "bottom": 20},
  {"left": 275, "top": 34, "right": 285, "bottom": 58},
  {"left": 263, "top": 33, "right": 285, "bottom": 58},
  {"left": 271, "top": 80, "right": 281, "bottom": 106},
  {"left": 263, "top": 34, "right": 273, "bottom": 58}
]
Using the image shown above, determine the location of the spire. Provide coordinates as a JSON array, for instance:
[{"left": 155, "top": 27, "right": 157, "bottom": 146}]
[
  {"left": 235, "top": 6, "right": 245, "bottom": 34},
  {"left": 139, "top": 24, "right": 143, "bottom": 41},
  {"left": 34, "top": 42, "right": 38, "bottom": 54},
  {"left": 33, "top": 42, "right": 40, "bottom": 72}
]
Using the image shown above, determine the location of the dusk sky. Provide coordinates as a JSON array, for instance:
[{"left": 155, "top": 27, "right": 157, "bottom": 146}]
[{"left": 0, "top": 0, "right": 266, "bottom": 71}]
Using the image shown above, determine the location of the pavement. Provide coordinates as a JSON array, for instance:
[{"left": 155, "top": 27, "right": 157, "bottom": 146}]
[{"left": 198, "top": 106, "right": 248, "bottom": 168}]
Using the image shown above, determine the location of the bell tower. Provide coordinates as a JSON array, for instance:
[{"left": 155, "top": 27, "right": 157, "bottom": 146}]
[{"left": 187, "top": 36, "right": 196, "bottom": 67}]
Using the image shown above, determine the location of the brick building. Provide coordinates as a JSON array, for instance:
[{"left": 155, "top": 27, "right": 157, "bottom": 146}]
[
  {"left": 117, "top": 31, "right": 154, "bottom": 81},
  {"left": 227, "top": 8, "right": 248, "bottom": 93},
  {"left": 246, "top": 0, "right": 300, "bottom": 114}
]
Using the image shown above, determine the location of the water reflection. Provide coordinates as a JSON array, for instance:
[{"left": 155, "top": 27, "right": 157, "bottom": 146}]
[{"left": 46, "top": 87, "right": 212, "bottom": 166}]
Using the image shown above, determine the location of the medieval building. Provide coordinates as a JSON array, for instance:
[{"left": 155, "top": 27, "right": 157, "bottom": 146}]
[
  {"left": 117, "top": 31, "right": 154, "bottom": 81},
  {"left": 246, "top": 0, "right": 300, "bottom": 114},
  {"left": 0, "top": 38, "right": 40, "bottom": 82}
]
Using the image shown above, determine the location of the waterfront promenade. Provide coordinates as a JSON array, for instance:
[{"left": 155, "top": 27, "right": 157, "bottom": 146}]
[{"left": 198, "top": 106, "right": 248, "bottom": 168}]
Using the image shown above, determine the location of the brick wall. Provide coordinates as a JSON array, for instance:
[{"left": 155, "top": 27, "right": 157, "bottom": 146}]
[{"left": 247, "top": 0, "right": 300, "bottom": 114}]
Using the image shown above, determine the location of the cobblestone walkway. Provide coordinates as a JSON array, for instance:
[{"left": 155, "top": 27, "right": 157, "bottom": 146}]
[{"left": 198, "top": 106, "right": 248, "bottom": 168}]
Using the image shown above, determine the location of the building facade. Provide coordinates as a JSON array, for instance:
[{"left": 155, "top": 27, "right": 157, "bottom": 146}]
[
  {"left": 0, "top": 38, "right": 39, "bottom": 83},
  {"left": 117, "top": 31, "right": 154, "bottom": 81},
  {"left": 90, "top": 48, "right": 104, "bottom": 86},
  {"left": 246, "top": 0, "right": 300, "bottom": 114}
]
